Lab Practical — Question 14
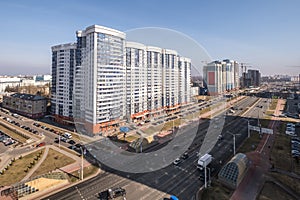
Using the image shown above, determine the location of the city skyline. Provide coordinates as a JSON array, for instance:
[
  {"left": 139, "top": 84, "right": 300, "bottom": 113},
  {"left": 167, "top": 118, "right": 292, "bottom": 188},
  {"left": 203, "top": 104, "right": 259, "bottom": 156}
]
[{"left": 0, "top": 0, "right": 300, "bottom": 76}]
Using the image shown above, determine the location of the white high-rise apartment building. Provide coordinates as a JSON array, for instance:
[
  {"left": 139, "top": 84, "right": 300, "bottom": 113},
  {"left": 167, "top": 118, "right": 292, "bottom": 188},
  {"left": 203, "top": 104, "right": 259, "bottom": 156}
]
[
  {"left": 203, "top": 60, "right": 239, "bottom": 95},
  {"left": 51, "top": 43, "right": 76, "bottom": 124},
  {"left": 125, "top": 41, "right": 147, "bottom": 120},
  {"left": 75, "top": 25, "right": 126, "bottom": 133},
  {"left": 146, "top": 46, "right": 163, "bottom": 116},
  {"left": 179, "top": 57, "right": 191, "bottom": 103},
  {"left": 52, "top": 25, "right": 192, "bottom": 134},
  {"left": 162, "top": 49, "right": 179, "bottom": 110}
]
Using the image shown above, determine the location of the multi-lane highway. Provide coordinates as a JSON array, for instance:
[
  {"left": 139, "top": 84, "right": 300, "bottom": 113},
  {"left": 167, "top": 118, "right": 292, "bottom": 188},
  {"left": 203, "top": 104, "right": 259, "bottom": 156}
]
[{"left": 44, "top": 96, "right": 271, "bottom": 200}]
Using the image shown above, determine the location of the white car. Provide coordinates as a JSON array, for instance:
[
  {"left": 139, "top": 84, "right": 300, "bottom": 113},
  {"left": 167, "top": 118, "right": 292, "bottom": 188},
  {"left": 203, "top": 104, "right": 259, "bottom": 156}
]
[
  {"left": 286, "top": 127, "right": 295, "bottom": 132},
  {"left": 286, "top": 131, "right": 296, "bottom": 136},
  {"left": 173, "top": 158, "right": 181, "bottom": 165},
  {"left": 292, "top": 150, "right": 300, "bottom": 154}
]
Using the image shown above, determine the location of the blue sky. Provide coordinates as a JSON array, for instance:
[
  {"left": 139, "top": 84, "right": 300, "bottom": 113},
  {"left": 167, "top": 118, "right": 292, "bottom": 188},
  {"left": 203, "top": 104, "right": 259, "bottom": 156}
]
[{"left": 0, "top": 0, "right": 299, "bottom": 76}]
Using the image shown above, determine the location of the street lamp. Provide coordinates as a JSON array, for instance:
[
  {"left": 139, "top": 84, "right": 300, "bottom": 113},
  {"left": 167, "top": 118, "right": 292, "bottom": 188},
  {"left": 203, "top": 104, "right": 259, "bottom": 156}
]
[
  {"left": 79, "top": 146, "right": 84, "bottom": 180},
  {"left": 227, "top": 131, "right": 241, "bottom": 156}
]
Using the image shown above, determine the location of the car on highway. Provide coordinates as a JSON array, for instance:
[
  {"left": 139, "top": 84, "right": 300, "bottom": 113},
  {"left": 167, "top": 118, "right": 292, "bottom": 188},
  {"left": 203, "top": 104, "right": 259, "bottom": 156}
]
[
  {"left": 173, "top": 158, "right": 181, "bottom": 165},
  {"left": 181, "top": 152, "right": 189, "bottom": 160},
  {"left": 98, "top": 187, "right": 126, "bottom": 199}
]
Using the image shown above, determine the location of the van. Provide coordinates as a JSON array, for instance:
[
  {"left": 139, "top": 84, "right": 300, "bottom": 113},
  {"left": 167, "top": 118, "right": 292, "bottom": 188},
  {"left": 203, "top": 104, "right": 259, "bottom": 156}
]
[{"left": 64, "top": 132, "right": 72, "bottom": 139}]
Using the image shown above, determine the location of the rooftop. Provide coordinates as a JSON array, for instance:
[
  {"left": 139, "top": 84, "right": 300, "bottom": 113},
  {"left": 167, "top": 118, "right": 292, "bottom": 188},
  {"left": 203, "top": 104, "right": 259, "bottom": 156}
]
[{"left": 10, "top": 93, "right": 46, "bottom": 101}]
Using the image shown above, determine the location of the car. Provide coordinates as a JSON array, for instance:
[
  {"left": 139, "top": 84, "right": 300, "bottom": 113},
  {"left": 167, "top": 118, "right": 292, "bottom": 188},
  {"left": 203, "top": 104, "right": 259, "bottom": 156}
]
[
  {"left": 286, "top": 131, "right": 296, "bottom": 136},
  {"left": 109, "top": 187, "right": 126, "bottom": 198},
  {"left": 36, "top": 142, "right": 46, "bottom": 147},
  {"left": 68, "top": 140, "right": 76, "bottom": 145},
  {"left": 292, "top": 150, "right": 300, "bottom": 154},
  {"left": 218, "top": 134, "right": 223, "bottom": 140},
  {"left": 286, "top": 127, "right": 295, "bottom": 132},
  {"left": 291, "top": 140, "right": 300, "bottom": 145},
  {"left": 181, "top": 152, "right": 189, "bottom": 160},
  {"left": 68, "top": 145, "right": 76, "bottom": 150},
  {"left": 60, "top": 137, "right": 68, "bottom": 143},
  {"left": 287, "top": 123, "right": 295, "bottom": 127},
  {"left": 292, "top": 138, "right": 300, "bottom": 143},
  {"left": 173, "top": 158, "right": 181, "bottom": 165}
]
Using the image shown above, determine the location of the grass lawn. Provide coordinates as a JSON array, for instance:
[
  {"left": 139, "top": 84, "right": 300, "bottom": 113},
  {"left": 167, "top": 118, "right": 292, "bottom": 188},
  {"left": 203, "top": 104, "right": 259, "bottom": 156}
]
[
  {"left": 0, "top": 149, "right": 45, "bottom": 186},
  {"left": 201, "top": 181, "right": 233, "bottom": 200},
  {"left": 269, "top": 99, "right": 278, "bottom": 110},
  {"left": 270, "top": 172, "right": 300, "bottom": 193},
  {"left": 238, "top": 131, "right": 262, "bottom": 153},
  {"left": 270, "top": 134, "right": 292, "bottom": 171},
  {"left": 258, "top": 181, "right": 295, "bottom": 200},
  {"left": 30, "top": 148, "right": 76, "bottom": 178},
  {"left": 0, "top": 124, "right": 28, "bottom": 143},
  {"left": 68, "top": 164, "right": 99, "bottom": 182}
]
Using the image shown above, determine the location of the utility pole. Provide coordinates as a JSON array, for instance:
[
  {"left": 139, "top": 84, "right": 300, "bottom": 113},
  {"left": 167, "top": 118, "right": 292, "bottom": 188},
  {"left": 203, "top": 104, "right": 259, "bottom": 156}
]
[
  {"left": 247, "top": 119, "right": 250, "bottom": 138},
  {"left": 80, "top": 147, "right": 84, "bottom": 180},
  {"left": 228, "top": 131, "right": 241, "bottom": 156}
]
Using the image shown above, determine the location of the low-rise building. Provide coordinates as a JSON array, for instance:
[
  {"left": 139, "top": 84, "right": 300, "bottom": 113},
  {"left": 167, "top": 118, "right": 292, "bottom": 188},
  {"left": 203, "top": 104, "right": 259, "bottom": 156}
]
[{"left": 2, "top": 93, "right": 47, "bottom": 118}]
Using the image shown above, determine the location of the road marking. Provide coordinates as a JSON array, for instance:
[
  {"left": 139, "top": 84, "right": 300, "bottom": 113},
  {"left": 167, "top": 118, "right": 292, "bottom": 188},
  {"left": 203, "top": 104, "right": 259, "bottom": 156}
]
[{"left": 75, "top": 186, "right": 85, "bottom": 199}]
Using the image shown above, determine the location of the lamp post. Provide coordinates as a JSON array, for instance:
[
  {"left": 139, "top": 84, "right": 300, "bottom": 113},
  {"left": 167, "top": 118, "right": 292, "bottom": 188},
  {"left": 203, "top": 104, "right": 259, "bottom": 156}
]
[
  {"left": 80, "top": 146, "right": 84, "bottom": 180},
  {"left": 227, "top": 131, "right": 241, "bottom": 156},
  {"left": 247, "top": 119, "right": 250, "bottom": 138}
]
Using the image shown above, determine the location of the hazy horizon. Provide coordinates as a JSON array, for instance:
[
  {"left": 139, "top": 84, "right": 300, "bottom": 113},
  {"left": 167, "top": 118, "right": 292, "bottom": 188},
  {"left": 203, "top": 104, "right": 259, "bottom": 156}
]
[{"left": 0, "top": 1, "right": 300, "bottom": 76}]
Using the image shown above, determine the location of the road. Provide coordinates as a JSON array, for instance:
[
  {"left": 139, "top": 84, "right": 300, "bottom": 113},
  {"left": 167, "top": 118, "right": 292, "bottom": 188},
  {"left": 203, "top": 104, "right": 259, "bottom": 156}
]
[{"left": 45, "top": 96, "right": 268, "bottom": 200}]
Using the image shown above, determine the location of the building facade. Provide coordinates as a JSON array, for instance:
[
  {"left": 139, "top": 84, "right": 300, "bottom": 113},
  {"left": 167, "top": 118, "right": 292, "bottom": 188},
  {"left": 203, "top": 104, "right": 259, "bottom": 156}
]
[
  {"left": 52, "top": 24, "right": 192, "bottom": 134},
  {"left": 125, "top": 42, "right": 148, "bottom": 121},
  {"left": 74, "top": 25, "right": 126, "bottom": 133},
  {"left": 51, "top": 43, "right": 76, "bottom": 124},
  {"left": 3, "top": 93, "right": 47, "bottom": 118},
  {"left": 203, "top": 60, "right": 239, "bottom": 95}
]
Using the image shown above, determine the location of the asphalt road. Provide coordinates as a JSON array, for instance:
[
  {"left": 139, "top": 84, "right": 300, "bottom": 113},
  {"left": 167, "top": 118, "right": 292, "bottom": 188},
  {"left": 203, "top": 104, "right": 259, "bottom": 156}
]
[{"left": 44, "top": 96, "right": 267, "bottom": 200}]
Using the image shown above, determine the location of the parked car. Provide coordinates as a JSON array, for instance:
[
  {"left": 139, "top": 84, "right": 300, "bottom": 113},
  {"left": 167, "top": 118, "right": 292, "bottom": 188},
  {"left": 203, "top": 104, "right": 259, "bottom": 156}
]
[
  {"left": 37, "top": 142, "right": 46, "bottom": 147},
  {"left": 68, "top": 140, "right": 76, "bottom": 145},
  {"left": 286, "top": 130, "right": 296, "bottom": 136}
]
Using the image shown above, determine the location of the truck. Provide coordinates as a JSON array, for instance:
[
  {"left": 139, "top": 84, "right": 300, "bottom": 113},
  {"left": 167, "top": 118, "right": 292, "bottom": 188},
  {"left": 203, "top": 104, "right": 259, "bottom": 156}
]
[{"left": 197, "top": 153, "right": 212, "bottom": 170}]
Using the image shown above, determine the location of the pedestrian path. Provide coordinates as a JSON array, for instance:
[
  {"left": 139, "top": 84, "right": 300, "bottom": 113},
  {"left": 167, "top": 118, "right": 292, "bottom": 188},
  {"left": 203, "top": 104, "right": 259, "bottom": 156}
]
[{"left": 21, "top": 146, "right": 49, "bottom": 181}]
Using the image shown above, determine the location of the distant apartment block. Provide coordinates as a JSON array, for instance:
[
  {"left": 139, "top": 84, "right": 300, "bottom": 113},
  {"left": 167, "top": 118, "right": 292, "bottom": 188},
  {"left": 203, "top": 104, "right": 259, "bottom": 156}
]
[
  {"left": 241, "top": 69, "right": 261, "bottom": 88},
  {"left": 0, "top": 75, "right": 51, "bottom": 93},
  {"left": 203, "top": 60, "right": 239, "bottom": 95},
  {"left": 3, "top": 93, "right": 47, "bottom": 118},
  {"left": 52, "top": 25, "right": 192, "bottom": 134},
  {"left": 51, "top": 43, "right": 76, "bottom": 125}
]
